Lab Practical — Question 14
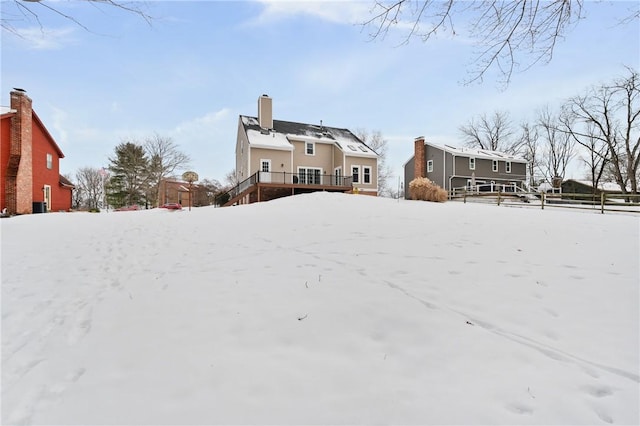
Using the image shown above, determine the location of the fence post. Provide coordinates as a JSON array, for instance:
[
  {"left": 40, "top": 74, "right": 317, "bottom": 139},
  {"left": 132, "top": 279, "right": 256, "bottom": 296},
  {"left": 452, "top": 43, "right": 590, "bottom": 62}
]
[
  {"left": 601, "top": 192, "right": 605, "bottom": 214},
  {"left": 463, "top": 190, "right": 467, "bottom": 204},
  {"left": 497, "top": 190, "right": 501, "bottom": 206},
  {"left": 541, "top": 192, "right": 545, "bottom": 210}
]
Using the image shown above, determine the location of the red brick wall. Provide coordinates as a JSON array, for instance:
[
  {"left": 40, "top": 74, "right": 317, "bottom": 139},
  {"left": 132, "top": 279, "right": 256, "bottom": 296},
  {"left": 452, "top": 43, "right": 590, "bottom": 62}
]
[
  {"left": 1, "top": 115, "right": 12, "bottom": 211},
  {"left": 11, "top": 91, "right": 33, "bottom": 214},
  {"left": 32, "top": 119, "right": 69, "bottom": 211},
  {"left": 414, "top": 137, "right": 426, "bottom": 179}
]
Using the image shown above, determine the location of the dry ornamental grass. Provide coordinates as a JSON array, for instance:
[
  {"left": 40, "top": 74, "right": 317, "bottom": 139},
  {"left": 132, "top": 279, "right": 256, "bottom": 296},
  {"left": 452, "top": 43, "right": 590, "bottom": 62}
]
[{"left": 409, "top": 177, "right": 448, "bottom": 202}]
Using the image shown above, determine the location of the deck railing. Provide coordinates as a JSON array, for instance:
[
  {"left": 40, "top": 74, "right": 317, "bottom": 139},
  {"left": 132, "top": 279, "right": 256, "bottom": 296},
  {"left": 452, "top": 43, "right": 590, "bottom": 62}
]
[
  {"left": 448, "top": 189, "right": 640, "bottom": 214},
  {"left": 215, "top": 172, "right": 353, "bottom": 206}
]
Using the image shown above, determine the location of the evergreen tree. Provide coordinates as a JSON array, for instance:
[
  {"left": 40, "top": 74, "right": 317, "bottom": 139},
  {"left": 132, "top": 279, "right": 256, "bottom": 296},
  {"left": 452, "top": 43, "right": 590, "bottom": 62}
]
[{"left": 107, "top": 142, "right": 150, "bottom": 208}]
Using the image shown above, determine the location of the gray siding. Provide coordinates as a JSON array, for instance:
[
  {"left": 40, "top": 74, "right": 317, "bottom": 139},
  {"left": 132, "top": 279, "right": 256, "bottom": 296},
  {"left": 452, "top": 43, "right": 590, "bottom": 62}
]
[
  {"left": 404, "top": 156, "right": 414, "bottom": 199},
  {"left": 425, "top": 145, "right": 446, "bottom": 188}
]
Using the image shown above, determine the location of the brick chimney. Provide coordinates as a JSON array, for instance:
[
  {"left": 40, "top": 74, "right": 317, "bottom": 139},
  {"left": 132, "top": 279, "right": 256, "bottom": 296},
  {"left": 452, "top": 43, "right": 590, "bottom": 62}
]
[
  {"left": 258, "top": 94, "right": 273, "bottom": 129},
  {"left": 414, "top": 136, "right": 426, "bottom": 179},
  {"left": 7, "top": 89, "right": 34, "bottom": 214}
]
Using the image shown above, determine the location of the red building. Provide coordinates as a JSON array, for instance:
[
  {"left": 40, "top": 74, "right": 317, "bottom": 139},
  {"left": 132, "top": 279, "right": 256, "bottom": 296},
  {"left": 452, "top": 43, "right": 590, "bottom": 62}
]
[{"left": 1, "top": 89, "right": 73, "bottom": 214}]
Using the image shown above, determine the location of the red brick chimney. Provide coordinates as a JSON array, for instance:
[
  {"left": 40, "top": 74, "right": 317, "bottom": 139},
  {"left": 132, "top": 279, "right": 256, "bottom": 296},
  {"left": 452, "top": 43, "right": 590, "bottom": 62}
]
[
  {"left": 7, "top": 89, "right": 34, "bottom": 214},
  {"left": 414, "top": 136, "right": 426, "bottom": 179}
]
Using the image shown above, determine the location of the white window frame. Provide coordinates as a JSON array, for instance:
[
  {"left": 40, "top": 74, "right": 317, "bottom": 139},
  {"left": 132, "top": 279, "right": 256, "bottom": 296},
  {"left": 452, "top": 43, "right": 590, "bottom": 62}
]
[
  {"left": 297, "top": 167, "right": 322, "bottom": 185},
  {"left": 506, "top": 161, "right": 512, "bottom": 173},
  {"left": 427, "top": 160, "right": 434, "bottom": 173},
  {"left": 305, "top": 142, "right": 315, "bottom": 156},
  {"left": 363, "top": 166, "right": 371, "bottom": 184},
  {"left": 334, "top": 167, "right": 342, "bottom": 185},
  {"left": 43, "top": 184, "right": 51, "bottom": 211},
  {"left": 46, "top": 153, "right": 53, "bottom": 170},
  {"left": 469, "top": 157, "right": 476, "bottom": 170},
  {"left": 352, "top": 165, "right": 360, "bottom": 184},
  {"left": 492, "top": 160, "right": 498, "bottom": 172}
]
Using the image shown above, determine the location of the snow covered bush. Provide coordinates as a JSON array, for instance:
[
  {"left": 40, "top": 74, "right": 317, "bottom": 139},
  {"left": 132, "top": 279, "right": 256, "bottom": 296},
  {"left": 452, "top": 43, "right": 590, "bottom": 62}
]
[{"left": 409, "top": 177, "right": 448, "bottom": 202}]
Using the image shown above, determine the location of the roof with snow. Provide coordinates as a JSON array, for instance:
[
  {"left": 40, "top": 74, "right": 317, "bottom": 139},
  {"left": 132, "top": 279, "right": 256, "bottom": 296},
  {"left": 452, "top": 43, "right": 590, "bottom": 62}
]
[
  {"left": 565, "top": 179, "right": 631, "bottom": 193},
  {"left": 240, "top": 115, "right": 378, "bottom": 158},
  {"left": 0, "top": 106, "right": 16, "bottom": 116},
  {"left": 427, "top": 141, "right": 527, "bottom": 163}
]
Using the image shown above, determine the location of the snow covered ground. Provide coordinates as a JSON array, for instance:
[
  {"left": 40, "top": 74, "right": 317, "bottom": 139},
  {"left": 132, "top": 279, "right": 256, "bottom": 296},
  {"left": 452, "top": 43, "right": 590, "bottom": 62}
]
[{"left": 2, "top": 192, "right": 638, "bottom": 425}]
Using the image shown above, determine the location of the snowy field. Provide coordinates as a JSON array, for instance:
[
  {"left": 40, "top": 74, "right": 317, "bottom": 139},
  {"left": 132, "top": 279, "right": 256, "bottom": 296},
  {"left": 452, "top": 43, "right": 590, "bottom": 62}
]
[{"left": 1, "top": 192, "right": 638, "bottom": 425}]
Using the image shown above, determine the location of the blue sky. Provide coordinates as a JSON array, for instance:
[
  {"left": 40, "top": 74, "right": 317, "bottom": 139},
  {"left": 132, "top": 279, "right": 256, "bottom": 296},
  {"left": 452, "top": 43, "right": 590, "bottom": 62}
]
[{"left": 2, "top": 0, "right": 639, "bottom": 184}]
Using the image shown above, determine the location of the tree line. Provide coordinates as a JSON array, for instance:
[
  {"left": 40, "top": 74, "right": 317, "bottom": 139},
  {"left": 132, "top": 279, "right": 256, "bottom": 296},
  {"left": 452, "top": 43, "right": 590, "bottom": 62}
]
[
  {"left": 457, "top": 67, "right": 639, "bottom": 195},
  {"left": 68, "top": 134, "right": 226, "bottom": 210}
]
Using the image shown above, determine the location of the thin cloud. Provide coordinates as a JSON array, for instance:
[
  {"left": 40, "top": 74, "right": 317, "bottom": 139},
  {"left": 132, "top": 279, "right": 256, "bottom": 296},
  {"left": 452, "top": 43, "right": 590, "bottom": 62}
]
[
  {"left": 9, "top": 26, "right": 76, "bottom": 50},
  {"left": 249, "top": 0, "right": 372, "bottom": 26}
]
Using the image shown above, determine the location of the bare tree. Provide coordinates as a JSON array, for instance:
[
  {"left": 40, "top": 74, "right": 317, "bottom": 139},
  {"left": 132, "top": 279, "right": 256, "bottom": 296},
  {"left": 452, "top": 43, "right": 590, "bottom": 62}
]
[
  {"left": 363, "top": 1, "right": 590, "bottom": 85},
  {"left": 517, "top": 122, "right": 540, "bottom": 187},
  {"left": 356, "top": 129, "right": 393, "bottom": 196},
  {"left": 74, "top": 167, "right": 105, "bottom": 210},
  {"left": 2, "top": 0, "right": 151, "bottom": 35},
  {"left": 459, "top": 111, "right": 522, "bottom": 154},
  {"left": 224, "top": 169, "right": 239, "bottom": 189},
  {"left": 537, "top": 106, "right": 576, "bottom": 183},
  {"left": 144, "top": 133, "right": 191, "bottom": 207},
  {"left": 564, "top": 67, "right": 640, "bottom": 195}
]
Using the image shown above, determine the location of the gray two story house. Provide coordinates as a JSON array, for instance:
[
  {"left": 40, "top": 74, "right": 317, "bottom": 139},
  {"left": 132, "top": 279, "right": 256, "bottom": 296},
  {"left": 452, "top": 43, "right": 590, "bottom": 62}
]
[{"left": 404, "top": 137, "right": 527, "bottom": 198}]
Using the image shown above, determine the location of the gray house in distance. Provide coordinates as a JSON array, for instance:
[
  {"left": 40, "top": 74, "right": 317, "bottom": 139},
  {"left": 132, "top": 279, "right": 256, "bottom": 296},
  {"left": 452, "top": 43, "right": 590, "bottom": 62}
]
[{"left": 404, "top": 136, "right": 527, "bottom": 198}]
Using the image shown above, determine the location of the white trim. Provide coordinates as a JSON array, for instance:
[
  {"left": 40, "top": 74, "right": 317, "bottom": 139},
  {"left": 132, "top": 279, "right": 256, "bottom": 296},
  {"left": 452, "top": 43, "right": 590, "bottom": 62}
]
[
  {"left": 363, "top": 166, "right": 372, "bottom": 184},
  {"left": 260, "top": 159, "right": 272, "bottom": 183},
  {"left": 43, "top": 184, "right": 51, "bottom": 211},
  {"left": 305, "top": 141, "right": 315, "bottom": 156},
  {"left": 351, "top": 165, "right": 361, "bottom": 184},
  {"left": 297, "top": 167, "right": 323, "bottom": 185}
]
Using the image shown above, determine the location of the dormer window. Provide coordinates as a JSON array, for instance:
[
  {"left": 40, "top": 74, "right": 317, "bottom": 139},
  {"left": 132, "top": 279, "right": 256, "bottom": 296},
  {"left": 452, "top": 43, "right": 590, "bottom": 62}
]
[
  {"left": 306, "top": 142, "right": 315, "bottom": 155},
  {"left": 469, "top": 157, "right": 476, "bottom": 170}
]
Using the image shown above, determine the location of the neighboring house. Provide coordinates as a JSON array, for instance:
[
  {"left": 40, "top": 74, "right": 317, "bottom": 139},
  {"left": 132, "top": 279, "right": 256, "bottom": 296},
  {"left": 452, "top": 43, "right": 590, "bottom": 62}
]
[
  {"left": 158, "top": 178, "right": 201, "bottom": 207},
  {"left": 1, "top": 89, "right": 73, "bottom": 214},
  {"left": 561, "top": 179, "right": 630, "bottom": 195},
  {"left": 404, "top": 136, "right": 527, "bottom": 198},
  {"left": 228, "top": 94, "right": 378, "bottom": 206}
]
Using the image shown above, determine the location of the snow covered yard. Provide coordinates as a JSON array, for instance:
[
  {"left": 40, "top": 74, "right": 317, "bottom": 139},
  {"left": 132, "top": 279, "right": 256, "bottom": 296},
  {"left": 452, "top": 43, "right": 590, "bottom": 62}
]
[{"left": 1, "top": 192, "right": 638, "bottom": 425}]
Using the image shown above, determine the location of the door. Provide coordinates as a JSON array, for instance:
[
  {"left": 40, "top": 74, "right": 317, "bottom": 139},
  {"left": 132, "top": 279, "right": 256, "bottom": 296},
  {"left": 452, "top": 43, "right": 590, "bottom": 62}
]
[
  {"left": 260, "top": 159, "right": 271, "bottom": 183},
  {"left": 43, "top": 185, "right": 51, "bottom": 212}
]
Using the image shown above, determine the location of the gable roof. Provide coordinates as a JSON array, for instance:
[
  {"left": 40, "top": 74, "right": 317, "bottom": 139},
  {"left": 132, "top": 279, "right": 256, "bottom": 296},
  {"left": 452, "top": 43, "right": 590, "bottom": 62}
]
[
  {"left": 0, "top": 106, "right": 65, "bottom": 158},
  {"left": 240, "top": 115, "right": 378, "bottom": 158},
  {"left": 431, "top": 141, "right": 527, "bottom": 163}
]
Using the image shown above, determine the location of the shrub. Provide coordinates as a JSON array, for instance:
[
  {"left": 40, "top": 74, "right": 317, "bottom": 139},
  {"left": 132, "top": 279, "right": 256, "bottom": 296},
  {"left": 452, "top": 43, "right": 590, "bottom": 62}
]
[{"left": 409, "top": 177, "right": 448, "bottom": 202}]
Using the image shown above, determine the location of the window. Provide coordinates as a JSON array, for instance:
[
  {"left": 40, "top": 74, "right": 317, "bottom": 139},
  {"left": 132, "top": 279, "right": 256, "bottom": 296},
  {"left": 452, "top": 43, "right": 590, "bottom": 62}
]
[
  {"left": 46, "top": 153, "right": 53, "bottom": 169},
  {"left": 492, "top": 160, "right": 498, "bottom": 172},
  {"left": 347, "top": 145, "right": 357, "bottom": 151},
  {"left": 427, "top": 160, "right": 433, "bottom": 173},
  {"left": 352, "top": 166, "right": 360, "bottom": 183},
  {"left": 469, "top": 157, "right": 476, "bottom": 170},
  {"left": 363, "top": 166, "right": 371, "bottom": 184},
  {"left": 298, "top": 167, "right": 322, "bottom": 184},
  {"left": 306, "top": 142, "right": 315, "bottom": 155},
  {"left": 506, "top": 161, "right": 512, "bottom": 173},
  {"left": 358, "top": 146, "right": 368, "bottom": 152},
  {"left": 261, "top": 160, "right": 270, "bottom": 172}
]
